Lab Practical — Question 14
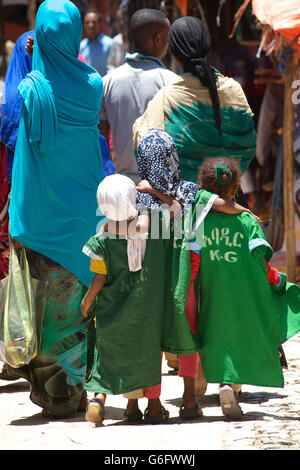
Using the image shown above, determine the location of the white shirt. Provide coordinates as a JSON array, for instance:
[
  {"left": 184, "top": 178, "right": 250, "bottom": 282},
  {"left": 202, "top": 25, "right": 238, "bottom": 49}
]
[{"left": 100, "top": 52, "right": 178, "bottom": 182}]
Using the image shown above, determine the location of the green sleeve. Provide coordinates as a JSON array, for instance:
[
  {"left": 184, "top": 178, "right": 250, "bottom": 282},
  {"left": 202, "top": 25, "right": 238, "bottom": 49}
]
[
  {"left": 245, "top": 214, "right": 273, "bottom": 262},
  {"left": 82, "top": 234, "right": 106, "bottom": 260},
  {"left": 271, "top": 272, "right": 287, "bottom": 296},
  {"left": 185, "top": 189, "right": 219, "bottom": 252},
  {"left": 193, "top": 189, "right": 218, "bottom": 206}
]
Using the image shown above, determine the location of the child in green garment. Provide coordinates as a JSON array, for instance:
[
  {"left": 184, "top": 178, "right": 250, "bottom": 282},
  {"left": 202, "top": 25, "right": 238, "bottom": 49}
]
[
  {"left": 134, "top": 128, "right": 261, "bottom": 419},
  {"left": 82, "top": 130, "right": 263, "bottom": 425},
  {"left": 81, "top": 174, "right": 183, "bottom": 426},
  {"left": 186, "top": 157, "right": 288, "bottom": 419},
  {"left": 81, "top": 170, "right": 258, "bottom": 426}
]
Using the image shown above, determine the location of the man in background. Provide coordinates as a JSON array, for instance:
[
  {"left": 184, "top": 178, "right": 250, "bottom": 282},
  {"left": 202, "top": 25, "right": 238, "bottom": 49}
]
[
  {"left": 106, "top": 8, "right": 128, "bottom": 73},
  {"left": 99, "top": 8, "right": 178, "bottom": 183},
  {"left": 80, "top": 10, "right": 113, "bottom": 76}
]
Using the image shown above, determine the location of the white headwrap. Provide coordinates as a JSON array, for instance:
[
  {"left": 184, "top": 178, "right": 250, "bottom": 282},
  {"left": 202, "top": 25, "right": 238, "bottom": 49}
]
[
  {"left": 97, "top": 175, "right": 147, "bottom": 272},
  {"left": 97, "top": 174, "right": 138, "bottom": 221}
]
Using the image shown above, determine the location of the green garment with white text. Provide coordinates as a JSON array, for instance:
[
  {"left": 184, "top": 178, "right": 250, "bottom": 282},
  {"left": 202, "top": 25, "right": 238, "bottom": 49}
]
[{"left": 174, "top": 190, "right": 300, "bottom": 388}]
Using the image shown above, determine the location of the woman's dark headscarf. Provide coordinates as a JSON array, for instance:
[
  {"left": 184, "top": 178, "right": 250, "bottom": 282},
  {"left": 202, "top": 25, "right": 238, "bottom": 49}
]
[{"left": 169, "top": 16, "right": 222, "bottom": 136}]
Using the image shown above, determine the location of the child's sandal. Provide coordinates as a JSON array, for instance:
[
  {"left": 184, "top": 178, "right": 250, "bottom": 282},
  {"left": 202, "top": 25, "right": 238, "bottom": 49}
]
[
  {"left": 123, "top": 408, "right": 143, "bottom": 425},
  {"left": 85, "top": 397, "right": 105, "bottom": 425},
  {"left": 179, "top": 402, "right": 203, "bottom": 420},
  {"left": 143, "top": 406, "right": 169, "bottom": 425}
]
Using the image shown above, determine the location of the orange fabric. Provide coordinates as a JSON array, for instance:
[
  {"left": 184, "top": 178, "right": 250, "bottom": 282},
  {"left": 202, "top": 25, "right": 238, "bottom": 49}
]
[
  {"left": 252, "top": 0, "right": 300, "bottom": 52},
  {"left": 174, "top": 0, "right": 188, "bottom": 16},
  {"left": 90, "top": 258, "right": 107, "bottom": 275}
]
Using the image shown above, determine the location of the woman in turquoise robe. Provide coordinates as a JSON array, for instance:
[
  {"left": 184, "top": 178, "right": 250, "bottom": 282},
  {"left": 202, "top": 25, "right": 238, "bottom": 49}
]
[{"left": 7, "top": 0, "right": 104, "bottom": 418}]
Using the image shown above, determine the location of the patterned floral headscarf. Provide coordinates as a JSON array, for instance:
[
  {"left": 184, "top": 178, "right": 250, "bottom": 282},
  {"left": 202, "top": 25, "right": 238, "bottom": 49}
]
[{"left": 136, "top": 128, "right": 200, "bottom": 210}]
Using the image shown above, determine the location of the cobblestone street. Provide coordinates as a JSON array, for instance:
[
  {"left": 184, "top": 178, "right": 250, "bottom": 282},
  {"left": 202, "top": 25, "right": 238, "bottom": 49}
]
[{"left": 1, "top": 333, "right": 300, "bottom": 451}]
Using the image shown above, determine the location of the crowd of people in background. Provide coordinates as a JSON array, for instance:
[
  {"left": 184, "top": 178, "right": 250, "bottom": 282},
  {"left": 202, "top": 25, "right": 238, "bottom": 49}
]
[{"left": 0, "top": 0, "right": 300, "bottom": 427}]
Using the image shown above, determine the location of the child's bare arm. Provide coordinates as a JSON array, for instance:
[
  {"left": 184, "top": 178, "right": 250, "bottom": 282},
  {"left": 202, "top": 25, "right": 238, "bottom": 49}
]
[
  {"left": 137, "top": 180, "right": 182, "bottom": 218},
  {"left": 81, "top": 273, "right": 107, "bottom": 317},
  {"left": 101, "top": 214, "right": 150, "bottom": 236},
  {"left": 212, "top": 198, "right": 260, "bottom": 221}
]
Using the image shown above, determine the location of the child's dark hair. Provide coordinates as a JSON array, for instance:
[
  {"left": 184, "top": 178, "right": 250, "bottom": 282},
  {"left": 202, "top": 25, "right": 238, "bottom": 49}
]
[{"left": 198, "top": 157, "right": 242, "bottom": 197}]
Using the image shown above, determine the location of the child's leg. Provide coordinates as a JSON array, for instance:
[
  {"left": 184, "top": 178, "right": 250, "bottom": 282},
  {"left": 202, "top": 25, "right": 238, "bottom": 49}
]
[
  {"left": 177, "top": 253, "right": 203, "bottom": 420},
  {"left": 125, "top": 384, "right": 161, "bottom": 415},
  {"left": 124, "top": 398, "right": 144, "bottom": 424},
  {"left": 178, "top": 353, "right": 199, "bottom": 409},
  {"left": 178, "top": 353, "right": 199, "bottom": 380},
  {"left": 195, "top": 356, "right": 208, "bottom": 397},
  {"left": 177, "top": 248, "right": 201, "bottom": 409},
  {"left": 124, "top": 383, "right": 165, "bottom": 425},
  {"left": 177, "top": 365, "right": 203, "bottom": 420},
  {"left": 179, "top": 250, "right": 207, "bottom": 408},
  {"left": 125, "top": 353, "right": 164, "bottom": 423},
  {"left": 143, "top": 351, "right": 164, "bottom": 417},
  {"left": 144, "top": 383, "right": 162, "bottom": 416},
  {"left": 165, "top": 352, "right": 179, "bottom": 371},
  {"left": 94, "top": 392, "right": 106, "bottom": 403},
  {"left": 143, "top": 382, "right": 169, "bottom": 424}
]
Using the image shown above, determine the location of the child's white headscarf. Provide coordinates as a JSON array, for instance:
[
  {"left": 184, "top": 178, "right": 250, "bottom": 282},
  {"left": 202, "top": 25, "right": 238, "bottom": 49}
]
[
  {"left": 97, "top": 174, "right": 147, "bottom": 272},
  {"left": 97, "top": 174, "right": 138, "bottom": 221}
]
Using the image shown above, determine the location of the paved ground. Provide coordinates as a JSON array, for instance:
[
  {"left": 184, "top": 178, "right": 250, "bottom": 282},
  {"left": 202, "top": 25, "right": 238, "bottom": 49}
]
[{"left": 1, "top": 333, "right": 300, "bottom": 452}]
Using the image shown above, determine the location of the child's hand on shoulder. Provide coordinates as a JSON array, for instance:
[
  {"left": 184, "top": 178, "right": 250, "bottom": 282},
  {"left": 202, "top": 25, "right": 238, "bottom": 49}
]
[
  {"left": 244, "top": 208, "right": 261, "bottom": 222},
  {"left": 137, "top": 180, "right": 153, "bottom": 194}
]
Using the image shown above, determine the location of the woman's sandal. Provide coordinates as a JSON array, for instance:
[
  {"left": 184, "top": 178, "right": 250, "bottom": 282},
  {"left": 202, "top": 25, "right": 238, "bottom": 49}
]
[
  {"left": 179, "top": 402, "right": 203, "bottom": 420},
  {"left": 85, "top": 397, "right": 105, "bottom": 425},
  {"left": 123, "top": 408, "right": 143, "bottom": 425},
  {"left": 41, "top": 390, "right": 88, "bottom": 419},
  {"left": 0, "top": 363, "right": 20, "bottom": 381},
  {"left": 143, "top": 406, "right": 169, "bottom": 425}
]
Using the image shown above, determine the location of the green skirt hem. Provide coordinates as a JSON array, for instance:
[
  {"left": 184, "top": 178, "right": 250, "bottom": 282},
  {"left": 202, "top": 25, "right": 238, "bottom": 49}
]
[
  {"left": 162, "top": 346, "right": 199, "bottom": 355},
  {"left": 84, "top": 379, "right": 161, "bottom": 396},
  {"left": 203, "top": 376, "right": 284, "bottom": 389}
]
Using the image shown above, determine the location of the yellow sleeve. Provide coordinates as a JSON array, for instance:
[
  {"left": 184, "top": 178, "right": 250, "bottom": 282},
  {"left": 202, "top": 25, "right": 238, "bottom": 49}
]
[{"left": 90, "top": 258, "right": 107, "bottom": 275}]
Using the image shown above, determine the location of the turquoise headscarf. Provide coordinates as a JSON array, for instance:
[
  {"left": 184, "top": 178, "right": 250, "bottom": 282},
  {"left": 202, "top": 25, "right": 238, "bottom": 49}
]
[{"left": 9, "top": 0, "right": 104, "bottom": 287}]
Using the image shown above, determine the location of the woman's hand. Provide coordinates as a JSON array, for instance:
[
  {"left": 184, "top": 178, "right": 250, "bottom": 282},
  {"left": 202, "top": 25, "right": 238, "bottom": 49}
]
[
  {"left": 137, "top": 180, "right": 153, "bottom": 194},
  {"left": 26, "top": 37, "right": 34, "bottom": 57}
]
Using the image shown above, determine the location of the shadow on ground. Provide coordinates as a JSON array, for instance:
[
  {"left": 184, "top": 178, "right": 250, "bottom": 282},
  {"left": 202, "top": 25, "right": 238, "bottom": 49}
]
[{"left": 0, "top": 380, "right": 30, "bottom": 394}]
